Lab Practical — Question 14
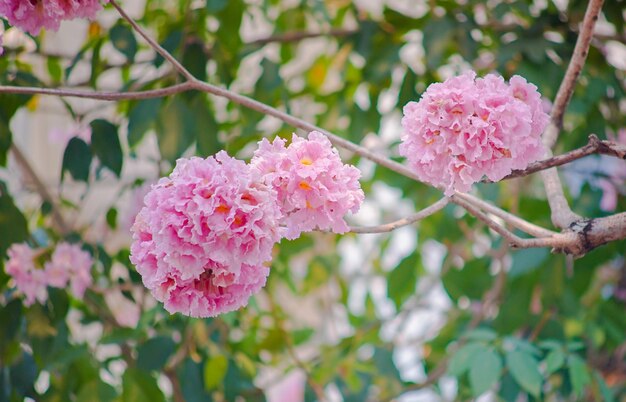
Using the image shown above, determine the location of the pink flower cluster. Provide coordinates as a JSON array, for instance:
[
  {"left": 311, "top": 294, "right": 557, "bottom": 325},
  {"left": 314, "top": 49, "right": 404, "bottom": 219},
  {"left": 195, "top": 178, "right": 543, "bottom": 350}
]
[
  {"left": 130, "top": 134, "right": 363, "bottom": 317},
  {"left": 400, "top": 71, "right": 549, "bottom": 196},
  {"left": 252, "top": 131, "right": 364, "bottom": 240},
  {"left": 130, "top": 152, "right": 283, "bottom": 318},
  {"left": 5, "top": 242, "right": 93, "bottom": 306},
  {"left": 0, "top": 0, "right": 107, "bottom": 35}
]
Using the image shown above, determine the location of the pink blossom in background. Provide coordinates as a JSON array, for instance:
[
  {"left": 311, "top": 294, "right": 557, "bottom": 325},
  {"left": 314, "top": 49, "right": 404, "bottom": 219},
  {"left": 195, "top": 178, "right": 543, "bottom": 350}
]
[
  {"left": 45, "top": 242, "right": 93, "bottom": 298},
  {"left": 5, "top": 243, "right": 47, "bottom": 306},
  {"left": 0, "top": 31, "right": 4, "bottom": 56},
  {"left": 251, "top": 131, "right": 364, "bottom": 240},
  {"left": 400, "top": 71, "right": 549, "bottom": 196},
  {"left": 267, "top": 370, "right": 306, "bottom": 402},
  {"left": 120, "top": 181, "right": 154, "bottom": 233},
  {"left": 49, "top": 124, "right": 91, "bottom": 146},
  {"left": 130, "top": 151, "right": 282, "bottom": 317},
  {"left": 0, "top": 0, "right": 107, "bottom": 35}
]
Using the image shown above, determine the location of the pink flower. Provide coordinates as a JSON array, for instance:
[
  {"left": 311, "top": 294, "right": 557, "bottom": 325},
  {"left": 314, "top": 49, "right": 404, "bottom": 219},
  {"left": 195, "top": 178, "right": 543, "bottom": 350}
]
[
  {"left": 0, "top": 31, "right": 4, "bottom": 56},
  {"left": 5, "top": 243, "right": 48, "bottom": 306},
  {"left": 400, "top": 71, "right": 549, "bottom": 196},
  {"left": 0, "top": 0, "right": 107, "bottom": 35},
  {"left": 130, "top": 151, "right": 282, "bottom": 318},
  {"left": 251, "top": 131, "right": 364, "bottom": 240},
  {"left": 267, "top": 370, "right": 306, "bottom": 402},
  {"left": 45, "top": 242, "right": 93, "bottom": 298}
]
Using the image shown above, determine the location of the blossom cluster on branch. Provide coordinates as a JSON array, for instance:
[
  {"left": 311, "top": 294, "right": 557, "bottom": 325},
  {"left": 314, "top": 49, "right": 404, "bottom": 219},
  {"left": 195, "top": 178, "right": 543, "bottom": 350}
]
[
  {"left": 5, "top": 242, "right": 93, "bottom": 305},
  {"left": 130, "top": 132, "right": 364, "bottom": 317},
  {"left": 400, "top": 71, "right": 549, "bottom": 195},
  {"left": 0, "top": 0, "right": 107, "bottom": 35}
]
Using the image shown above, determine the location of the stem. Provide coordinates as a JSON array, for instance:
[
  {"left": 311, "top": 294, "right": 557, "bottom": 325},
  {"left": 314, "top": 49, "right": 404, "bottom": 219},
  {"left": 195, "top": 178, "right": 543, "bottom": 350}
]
[
  {"left": 247, "top": 28, "right": 358, "bottom": 46},
  {"left": 109, "top": 0, "right": 196, "bottom": 82},
  {"left": 348, "top": 198, "right": 449, "bottom": 234},
  {"left": 549, "top": 0, "right": 605, "bottom": 136},
  {"left": 10, "top": 144, "right": 70, "bottom": 234},
  {"left": 501, "top": 134, "right": 626, "bottom": 180},
  {"left": 0, "top": 82, "right": 194, "bottom": 100}
]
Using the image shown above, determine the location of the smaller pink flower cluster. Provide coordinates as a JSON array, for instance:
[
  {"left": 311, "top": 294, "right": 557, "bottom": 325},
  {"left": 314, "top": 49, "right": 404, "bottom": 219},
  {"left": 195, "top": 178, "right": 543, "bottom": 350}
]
[
  {"left": 5, "top": 242, "right": 93, "bottom": 306},
  {"left": 252, "top": 131, "right": 364, "bottom": 239},
  {"left": 130, "top": 133, "right": 363, "bottom": 317},
  {"left": 400, "top": 71, "right": 549, "bottom": 195},
  {"left": 0, "top": 0, "right": 107, "bottom": 35}
]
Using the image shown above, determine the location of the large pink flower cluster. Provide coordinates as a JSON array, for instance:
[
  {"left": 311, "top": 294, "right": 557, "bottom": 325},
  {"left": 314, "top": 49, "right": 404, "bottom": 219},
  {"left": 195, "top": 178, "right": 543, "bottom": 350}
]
[
  {"left": 130, "top": 151, "right": 283, "bottom": 318},
  {"left": 5, "top": 242, "right": 93, "bottom": 306},
  {"left": 400, "top": 71, "right": 549, "bottom": 195},
  {"left": 251, "top": 131, "right": 364, "bottom": 240},
  {"left": 130, "top": 135, "right": 364, "bottom": 317},
  {"left": 0, "top": 0, "right": 107, "bottom": 35}
]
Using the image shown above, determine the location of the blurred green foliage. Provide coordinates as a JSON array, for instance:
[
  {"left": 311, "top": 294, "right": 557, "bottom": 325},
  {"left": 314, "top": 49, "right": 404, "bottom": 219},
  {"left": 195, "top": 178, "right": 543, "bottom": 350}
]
[{"left": 1, "top": 0, "right": 625, "bottom": 401}]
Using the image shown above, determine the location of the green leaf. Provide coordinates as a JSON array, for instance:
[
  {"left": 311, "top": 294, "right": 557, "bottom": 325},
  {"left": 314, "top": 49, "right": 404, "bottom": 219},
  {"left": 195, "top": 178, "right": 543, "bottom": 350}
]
[
  {"left": 594, "top": 371, "right": 615, "bottom": 402},
  {"left": 76, "top": 380, "right": 117, "bottom": 402},
  {"left": 544, "top": 348, "right": 565, "bottom": 375},
  {"left": 204, "top": 354, "right": 228, "bottom": 391},
  {"left": 443, "top": 257, "right": 492, "bottom": 301},
  {"left": 182, "top": 41, "right": 208, "bottom": 82},
  {"left": 179, "top": 359, "right": 214, "bottom": 402},
  {"left": 106, "top": 208, "right": 118, "bottom": 230},
  {"left": 136, "top": 336, "right": 176, "bottom": 372},
  {"left": 62, "top": 138, "right": 92, "bottom": 182},
  {"left": 127, "top": 98, "right": 162, "bottom": 147},
  {"left": 447, "top": 342, "right": 483, "bottom": 376},
  {"left": 0, "top": 191, "right": 29, "bottom": 255},
  {"left": 568, "top": 354, "right": 591, "bottom": 398},
  {"left": 387, "top": 252, "right": 419, "bottom": 308},
  {"left": 90, "top": 119, "right": 123, "bottom": 177},
  {"left": 506, "top": 350, "right": 542, "bottom": 397},
  {"left": 110, "top": 23, "right": 138, "bottom": 62},
  {"left": 469, "top": 347, "right": 502, "bottom": 396},
  {"left": 206, "top": 0, "right": 228, "bottom": 12},
  {"left": 121, "top": 368, "right": 165, "bottom": 402},
  {"left": 510, "top": 248, "right": 549, "bottom": 277},
  {"left": 46, "top": 57, "right": 63, "bottom": 84},
  {"left": 465, "top": 328, "right": 497, "bottom": 342}
]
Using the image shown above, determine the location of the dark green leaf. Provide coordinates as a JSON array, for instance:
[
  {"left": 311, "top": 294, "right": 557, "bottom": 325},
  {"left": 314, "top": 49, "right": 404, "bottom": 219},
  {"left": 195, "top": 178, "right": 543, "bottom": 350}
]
[
  {"left": 110, "top": 24, "right": 138, "bottom": 62},
  {"left": 387, "top": 252, "right": 419, "bottom": 308},
  {"left": 136, "top": 336, "right": 176, "bottom": 372},
  {"left": 127, "top": 98, "right": 162, "bottom": 147},
  {"left": 62, "top": 138, "right": 92, "bottom": 182},
  {"left": 90, "top": 119, "right": 123, "bottom": 177},
  {"left": 0, "top": 191, "right": 29, "bottom": 255},
  {"left": 121, "top": 368, "right": 165, "bottom": 402}
]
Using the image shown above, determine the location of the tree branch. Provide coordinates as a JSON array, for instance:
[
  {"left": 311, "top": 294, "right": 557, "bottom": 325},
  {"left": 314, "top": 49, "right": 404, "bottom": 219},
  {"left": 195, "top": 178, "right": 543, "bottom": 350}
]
[
  {"left": 246, "top": 28, "right": 358, "bottom": 46},
  {"left": 348, "top": 198, "right": 449, "bottom": 234},
  {"left": 549, "top": 0, "right": 605, "bottom": 136},
  {"left": 10, "top": 144, "right": 70, "bottom": 235},
  {"left": 539, "top": 0, "right": 604, "bottom": 229},
  {"left": 502, "top": 134, "right": 626, "bottom": 180},
  {"left": 0, "top": 82, "right": 194, "bottom": 100}
]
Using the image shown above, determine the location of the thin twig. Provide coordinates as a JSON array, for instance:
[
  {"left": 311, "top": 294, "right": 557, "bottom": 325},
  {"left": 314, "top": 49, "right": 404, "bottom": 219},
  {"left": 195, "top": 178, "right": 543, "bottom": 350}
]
[
  {"left": 0, "top": 82, "right": 194, "bottom": 100},
  {"left": 109, "top": 0, "right": 196, "bottom": 82},
  {"left": 348, "top": 198, "right": 449, "bottom": 234},
  {"left": 247, "top": 28, "right": 358, "bottom": 46},
  {"left": 10, "top": 144, "right": 70, "bottom": 234},
  {"left": 454, "top": 193, "right": 557, "bottom": 238},
  {"left": 501, "top": 134, "right": 626, "bottom": 180},
  {"left": 549, "top": 0, "right": 605, "bottom": 136}
]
